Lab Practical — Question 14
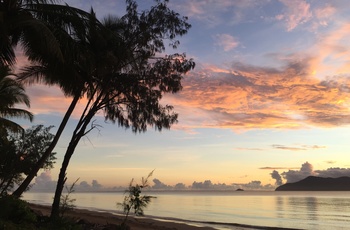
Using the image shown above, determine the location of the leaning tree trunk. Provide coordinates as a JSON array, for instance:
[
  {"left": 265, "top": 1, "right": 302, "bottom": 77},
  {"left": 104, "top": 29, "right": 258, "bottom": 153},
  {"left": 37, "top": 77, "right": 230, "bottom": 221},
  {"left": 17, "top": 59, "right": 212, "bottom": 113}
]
[
  {"left": 50, "top": 136, "right": 80, "bottom": 218},
  {"left": 12, "top": 94, "right": 80, "bottom": 198},
  {"left": 50, "top": 110, "right": 95, "bottom": 219}
]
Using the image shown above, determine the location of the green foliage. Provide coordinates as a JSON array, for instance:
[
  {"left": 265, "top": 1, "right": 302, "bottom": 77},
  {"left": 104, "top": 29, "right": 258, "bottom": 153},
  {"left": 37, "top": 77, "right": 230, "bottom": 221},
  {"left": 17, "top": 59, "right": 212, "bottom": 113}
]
[
  {"left": 118, "top": 171, "right": 156, "bottom": 229},
  {"left": 0, "top": 134, "right": 20, "bottom": 195},
  {"left": 0, "top": 195, "right": 36, "bottom": 223},
  {"left": 59, "top": 178, "right": 79, "bottom": 218},
  {"left": 10, "top": 125, "right": 57, "bottom": 173},
  {"left": 0, "top": 125, "right": 56, "bottom": 195}
]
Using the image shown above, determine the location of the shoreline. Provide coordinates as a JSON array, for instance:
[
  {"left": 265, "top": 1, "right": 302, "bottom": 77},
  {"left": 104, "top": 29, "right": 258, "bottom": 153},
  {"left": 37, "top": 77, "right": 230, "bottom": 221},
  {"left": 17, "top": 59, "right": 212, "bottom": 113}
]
[
  {"left": 29, "top": 203, "right": 218, "bottom": 230},
  {"left": 28, "top": 203, "right": 301, "bottom": 230}
]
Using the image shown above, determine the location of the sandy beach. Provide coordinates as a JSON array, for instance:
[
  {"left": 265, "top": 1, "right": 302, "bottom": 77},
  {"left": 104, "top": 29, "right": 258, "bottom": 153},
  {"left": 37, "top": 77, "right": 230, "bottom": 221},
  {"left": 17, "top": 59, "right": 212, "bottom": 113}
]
[
  {"left": 29, "top": 203, "right": 220, "bottom": 230},
  {"left": 29, "top": 203, "right": 302, "bottom": 230},
  {"left": 28, "top": 203, "right": 297, "bottom": 230}
]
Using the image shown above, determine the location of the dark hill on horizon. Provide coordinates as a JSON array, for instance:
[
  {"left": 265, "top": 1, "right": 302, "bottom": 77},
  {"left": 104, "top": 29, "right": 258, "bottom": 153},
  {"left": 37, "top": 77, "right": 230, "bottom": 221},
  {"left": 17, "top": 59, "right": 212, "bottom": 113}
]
[{"left": 275, "top": 176, "right": 350, "bottom": 191}]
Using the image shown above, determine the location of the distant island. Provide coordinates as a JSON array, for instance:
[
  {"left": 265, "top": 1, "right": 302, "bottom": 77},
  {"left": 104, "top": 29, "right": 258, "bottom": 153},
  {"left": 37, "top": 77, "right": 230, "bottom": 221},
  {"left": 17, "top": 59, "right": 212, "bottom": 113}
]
[{"left": 275, "top": 176, "right": 350, "bottom": 191}]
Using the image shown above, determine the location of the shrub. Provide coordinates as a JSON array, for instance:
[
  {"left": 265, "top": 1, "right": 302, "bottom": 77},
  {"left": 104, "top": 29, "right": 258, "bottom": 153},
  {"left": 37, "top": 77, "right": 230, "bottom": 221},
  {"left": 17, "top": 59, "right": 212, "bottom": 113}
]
[
  {"left": 0, "top": 195, "right": 36, "bottom": 223},
  {"left": 118, "top": 170, "right": 156, "bottom": 229}
]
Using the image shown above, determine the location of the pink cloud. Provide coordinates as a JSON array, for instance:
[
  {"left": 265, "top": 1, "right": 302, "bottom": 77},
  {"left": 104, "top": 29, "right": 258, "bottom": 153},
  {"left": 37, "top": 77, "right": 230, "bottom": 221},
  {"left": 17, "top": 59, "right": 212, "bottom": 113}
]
[
  {"left": 309, "top": 23, "right": 350, "bottom": 77},
  {"left": 214, "top": 34, "right": 239, "bottom": 51},
  {"left": 314, "top": 5, "right": 336, "bottom": 20},
  {"left": 24, "top": 84, "right": 90, "bottom": 119},
  {"left": 278, "top": 0, "right": 312, "bottom": 31}
]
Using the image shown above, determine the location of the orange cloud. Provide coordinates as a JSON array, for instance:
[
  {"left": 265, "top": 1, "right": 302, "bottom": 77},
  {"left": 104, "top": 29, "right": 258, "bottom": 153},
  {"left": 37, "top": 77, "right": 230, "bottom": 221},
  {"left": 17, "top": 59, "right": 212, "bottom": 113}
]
[
  {"left": 166, "top": 56, "right": 350, "bottom": 130},
  {"left": 25, "top": 84, "right": 90, "bottom": 119}
]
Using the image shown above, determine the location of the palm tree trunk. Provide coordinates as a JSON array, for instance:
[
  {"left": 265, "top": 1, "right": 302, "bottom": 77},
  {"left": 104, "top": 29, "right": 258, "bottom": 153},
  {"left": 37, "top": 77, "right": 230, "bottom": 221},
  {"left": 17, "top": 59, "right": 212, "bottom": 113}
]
[
  {"left": 50, "top": 138, "right": 79, "bottom": 218},
  {"left": 12, "top": 93, "right": 80, "bottom": 197},
  {"left": 50, "top": 109, "right": 95, "bottom": 219}
]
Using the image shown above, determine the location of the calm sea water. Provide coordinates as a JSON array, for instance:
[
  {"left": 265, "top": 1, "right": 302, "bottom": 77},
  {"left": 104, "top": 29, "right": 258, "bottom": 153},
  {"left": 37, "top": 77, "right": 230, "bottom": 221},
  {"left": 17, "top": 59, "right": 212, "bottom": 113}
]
[{"left": 23, "top": 191, "right": 350, "bottom": 230}]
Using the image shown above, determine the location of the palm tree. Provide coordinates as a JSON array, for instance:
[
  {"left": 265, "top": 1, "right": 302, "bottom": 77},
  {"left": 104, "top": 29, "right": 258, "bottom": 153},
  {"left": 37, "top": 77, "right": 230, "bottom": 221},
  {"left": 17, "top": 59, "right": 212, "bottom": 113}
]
[
  {"left": 1, "top": 0, "right": 97, "bottom": 66},
  {"left": 0, "top": 64, "right": 33, "bottom": 134},
  {"left": 0, "top": 0, "right": 62, "bottom": 66},
  {"left": 11, "top": 3, "right": 96, "bottom": 197}
]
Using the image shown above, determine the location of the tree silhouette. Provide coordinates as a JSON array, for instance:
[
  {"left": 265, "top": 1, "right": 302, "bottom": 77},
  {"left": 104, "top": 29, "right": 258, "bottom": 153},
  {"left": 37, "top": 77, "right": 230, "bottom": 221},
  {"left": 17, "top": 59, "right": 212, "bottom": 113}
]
[
  {"left": 0, "top": 64, "right": 33, "bottom": 134},
  {"left": 50, "top": 0, "right": 194, "bottom": 218},
  {"left": 0, "top": 125, "right": 56, "bottom": 195},
  {"left": 12, "top": 1, "right": 98, "bottom": 197}
]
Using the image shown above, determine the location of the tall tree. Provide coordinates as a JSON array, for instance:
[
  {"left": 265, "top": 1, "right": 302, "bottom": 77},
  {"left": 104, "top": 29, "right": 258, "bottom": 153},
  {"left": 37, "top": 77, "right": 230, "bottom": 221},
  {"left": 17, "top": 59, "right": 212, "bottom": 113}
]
[
  {"left": 50, "top": 0, "right": 195, "bottom": 218},
  {"left": 11, "top": 1, "right": 99, "bottom": 197},
  {"left": 0, "top": 64, "right": 33, "bottom": 134}
]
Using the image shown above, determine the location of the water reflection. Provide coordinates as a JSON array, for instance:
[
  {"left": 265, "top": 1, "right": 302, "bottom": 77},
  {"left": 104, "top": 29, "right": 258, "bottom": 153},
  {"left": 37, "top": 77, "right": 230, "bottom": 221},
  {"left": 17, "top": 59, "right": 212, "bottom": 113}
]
[
  {"left": 23, "top": 191, "right": 350, "bottom": 230},
  {"left": 305, "top": 197, "right": 318, "bottom": 221}
]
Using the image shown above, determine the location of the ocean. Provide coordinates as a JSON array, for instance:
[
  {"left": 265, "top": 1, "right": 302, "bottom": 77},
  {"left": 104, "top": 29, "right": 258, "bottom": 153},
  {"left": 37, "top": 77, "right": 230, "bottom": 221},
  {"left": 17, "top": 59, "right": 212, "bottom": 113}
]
[{"left": 22, "top": 191, "right": 350, "bottom": 230}]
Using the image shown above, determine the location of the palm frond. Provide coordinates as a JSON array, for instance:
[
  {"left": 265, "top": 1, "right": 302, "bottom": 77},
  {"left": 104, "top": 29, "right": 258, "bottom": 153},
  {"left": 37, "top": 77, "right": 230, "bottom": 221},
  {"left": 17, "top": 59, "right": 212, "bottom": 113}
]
[
  {"left": 0, "top": 108, "right": 34, "bottom": 122},
  {"left": 0, "top": 117, "right": 25, "bottom": 134},
  {"left": 0, "top": 73, "right": 31, "bottom": 108}
]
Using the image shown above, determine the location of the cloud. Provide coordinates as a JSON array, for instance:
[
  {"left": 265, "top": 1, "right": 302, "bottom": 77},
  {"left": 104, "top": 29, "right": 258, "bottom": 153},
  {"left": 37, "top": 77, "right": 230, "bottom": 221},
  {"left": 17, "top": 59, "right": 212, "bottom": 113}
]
[
  {"left": 22, "top": 55, "right": 314, "bottom": 132},
  {"left": 309, "top": 23, "right": 350, "bottom": 77},
  {"left": 314, "top": 5, "right": 336, "bottom": 20},
  {"left": 271, "top": 162, "right": 350, "bottom": 185},
  {"left": 235, "top": 147, "right": 264, "bottom": 151},
  {"left": 236, "top": 144, "right": 325, "bottom": 152},
  {"left": 31, "top": 171, "right": 274, "bottom": 191},
  {"left": 278, "top": 0, "right": 312, "bottom": 31},
  {"left": 282, "top": 161, "right": 316, "bottom": 183},
  {"left": 19, "top": 3, "right": 350, "bottom": 133},
  {"left": 272, "top": 145, "right": 307, "bottom": 151},
  {"left": 172, "top": 0, "right": 270, "bottom": 26},
  {"left": 174, "top": 183, "right": 186, "bottom": 189},
  {"left": 24, "top": 84, "right": 92, "bottom": 119},
  {"left": 32, "top": 171, "right": 57, "bottom": 192},
  {"left": 272, "top": 144, "right": 326, "bottom": 151},
  {"left": 31, "top": 171, "right": 105, "bottom": 192},
  {"left": 271, "top": 170, "right": 283, "bottom": 186},
  {"left": 260, "top": 167, "right": 299, "bottom": 170},
  {"left": 190, "top": 180, "right": 273, "bottom": 190},
  {"left": 167, "top": 56, "right": 350, "bottom": 130},
  {"left": 214, "top": 34, "right": 239, "bottom": 51},
  {"left": 152, "top": 178, "right": 171, "bottom": 190},
  {"left": 311, "top": 4, "right": 336, "bottom": 30},
  {"left": 315, "top": 168, "right": 350, "bottom": 178}
]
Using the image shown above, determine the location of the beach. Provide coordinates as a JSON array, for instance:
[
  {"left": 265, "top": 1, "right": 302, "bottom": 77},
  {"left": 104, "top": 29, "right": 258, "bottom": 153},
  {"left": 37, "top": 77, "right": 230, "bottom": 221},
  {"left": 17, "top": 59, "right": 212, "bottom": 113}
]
[
  {"left": 28, "top": 203, "right": 300, "bottom": 230},
  {"left": 29, "top": 203, "right": 222, "bottom": 230}
]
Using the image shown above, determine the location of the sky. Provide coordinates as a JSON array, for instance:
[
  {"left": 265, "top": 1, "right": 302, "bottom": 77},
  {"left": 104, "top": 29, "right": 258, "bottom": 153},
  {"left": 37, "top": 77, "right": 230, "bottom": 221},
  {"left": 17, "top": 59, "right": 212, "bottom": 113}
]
[{"left": 15, "top": 0, "right": 350, "bottom": 190}]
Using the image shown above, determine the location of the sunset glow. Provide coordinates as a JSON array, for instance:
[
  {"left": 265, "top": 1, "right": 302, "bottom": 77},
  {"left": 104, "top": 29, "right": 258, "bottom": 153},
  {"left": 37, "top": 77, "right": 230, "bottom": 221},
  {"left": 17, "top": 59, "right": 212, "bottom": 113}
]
[{"left": 17, "top": 0, "right": 350, "bottom": 190}]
